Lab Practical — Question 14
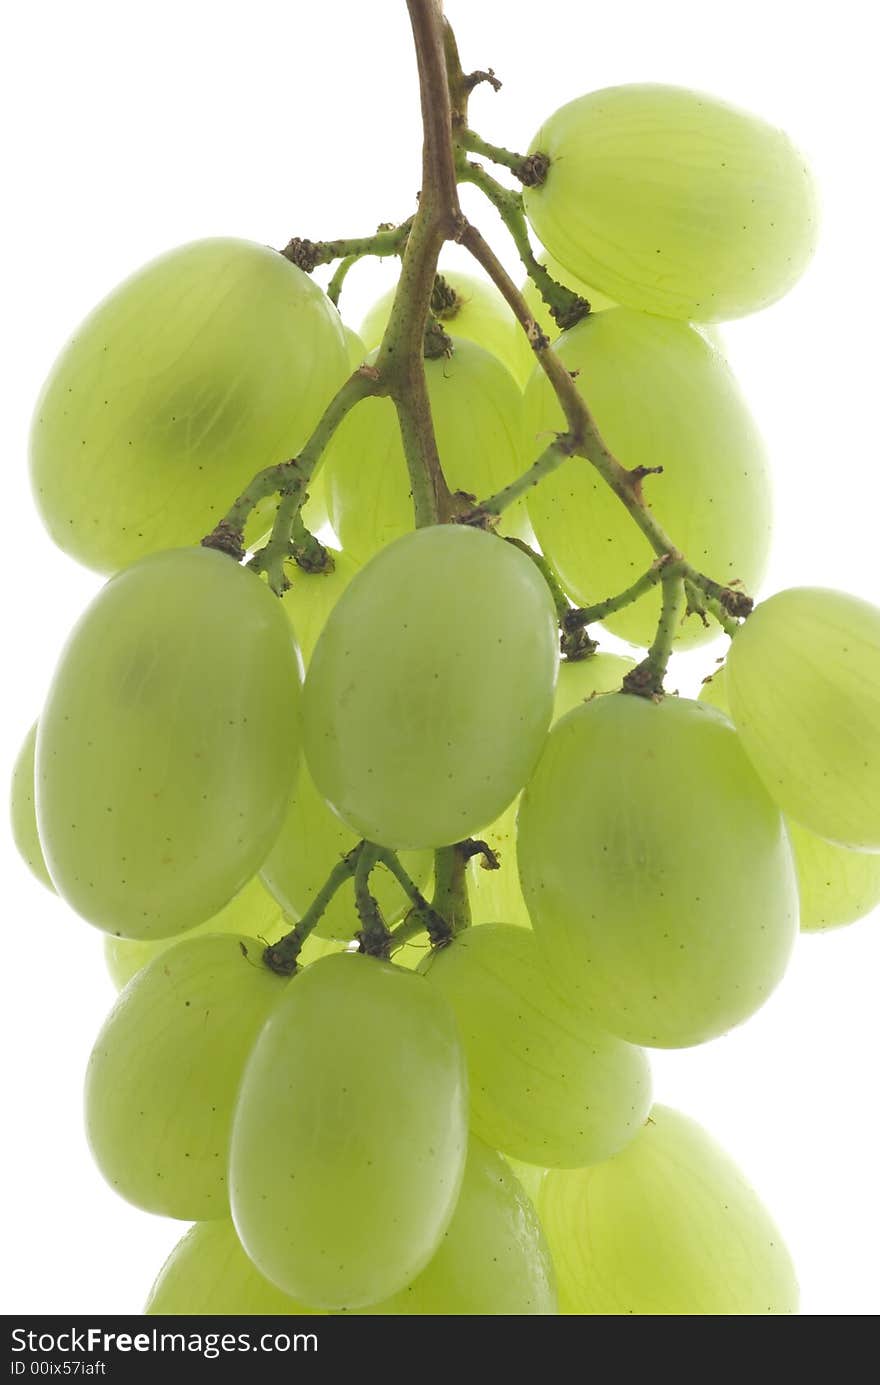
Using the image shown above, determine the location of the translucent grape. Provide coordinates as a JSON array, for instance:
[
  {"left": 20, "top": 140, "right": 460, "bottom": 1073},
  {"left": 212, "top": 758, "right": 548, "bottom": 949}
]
[
  {"left": 300, "top": 474, "right": 330, "bottom": 541},
  {"left": 469, "top": 654, "right": 634, "bottom": 928},
  {"left": 524, "top": 309, "right": 771, "bottom": 648},
  {"left": 260, "top": 763, "right": 432, "bottom": 940},
  {"left": 523, "top": 85, "right": 818, "bottom": 322},
  {"left": 280, "top": 550, "right": 359, "bottom": 666},
  {"left": 467, "top": 798, "right": 531, "bottom": 929},
  {"left": 503, "top": 1156, "right": 548, "bottom": 1207},
  {"left": 10, "top": 722, "right": 54, "bottom": 891},
  {"left": 230, "top": 951, "right": 467, "bottom": 1309},
  {"left": 697, "top": 663, "right": 730, "bottom": 714},
  {"left": 390, "top": 937, "right": 432, "bottom": 972},
  {"left": 30, "top": 239, "right": 348, "bottom": 572},
  {"left": 37, "top": 548, "right": 301, "bottom": 938},
  {"left": 146, "top": 1220, "right": 323, "bottom": 1316},
  {"left": 539, "top": 1105, "right": 799, "bottom": 1314},
  {"left": 553, "top": 651, "right": 635, "bottom": 722},
  {"left": 85, "top": 932, "right": 286, "bottom": 1219},
  {"left": 103, "top": 875, "right": 285, "bottom": 990},
  {"left": 343, "top": 325, "right": 365, "bottom": 369},
  {"left": 360, "top": 270, "right": 522, "bottom": 381},
  {"left": 518, "top": 694, "right": 797, "bottom": 1047},
  {"left": 304, "top": 525, "right": 558, "bottom": 850},
  {"left": 324, "top": 340, "right": 528, "bottom": 563},
  {"left": 348, "top": 1138, "right": 556, "bottom": 1315},
  {"left": 727, "top": 587, "right": 880, "bottom": 849},
  {"left": 107, "top": 921, "right": 337, "bottom": 992},
  {"left": 700, "top": 660, "right": 880, "bottom": 932},
  {"left": 299, "top": 326, "right": 365, "bottom": 538},
  {"left": 789, "top": 821, "right": 880, "bottom": 933},
  {"left": 509, "top": 252, "right": 615, "bottom": 386},
  {"left": 423, "top": 924, "right": 651, "bottom": 1165}
]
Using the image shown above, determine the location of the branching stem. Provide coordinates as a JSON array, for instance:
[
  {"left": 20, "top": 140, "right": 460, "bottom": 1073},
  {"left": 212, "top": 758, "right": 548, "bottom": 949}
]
[
  {"left": 263, "top": 850, "right": 361, "bottom": 976},
  {"left": 458, "top": 129, "right": 548, "bottom": 186},
  {"left": 202, "top": 368, "right": 376, "bottom": 581},
  {"left": 355, "top": 843, "right": 392, "bottom": 958},
  {"left": 622, "top": 565, "right": 688, "bottom": 699},
  {"left": 281, "top": 221, "right": 413, "bottom": 273}
]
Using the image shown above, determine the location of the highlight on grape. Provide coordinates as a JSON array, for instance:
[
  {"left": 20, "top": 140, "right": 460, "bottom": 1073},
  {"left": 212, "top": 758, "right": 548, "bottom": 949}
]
[{"left": 10, "top": 0, "right": 876, "bottom": 1318}]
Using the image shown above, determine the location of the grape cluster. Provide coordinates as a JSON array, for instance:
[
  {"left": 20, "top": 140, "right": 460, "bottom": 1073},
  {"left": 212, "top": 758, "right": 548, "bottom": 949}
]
[{"left": 10, "top": 37, "right": 878, "bottom": 1317}]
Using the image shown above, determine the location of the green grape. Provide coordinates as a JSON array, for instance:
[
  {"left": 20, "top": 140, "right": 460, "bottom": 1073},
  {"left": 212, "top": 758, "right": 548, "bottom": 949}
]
[
  {"left": 553, "top": 651, "right": 635, "bottom": 722},
  {"left": 298, "top": 325, "right": 362, "bottom": 537},
  {"left": 503, "top": 1156, "right": 548, "bottom": 1208},
  {"left": 325, "top": 339, "right": 529, "bottom": 563},
  {"left": 390, "top": 937, "right": 432, "bottom": 972},
  {"left": 37, "top": 548, "right": 301, "bottom": 939},
  {"left": 30, "top": 238, "right": 348, "bottom": 573},
  {"left": 697, "top": 662, "right": 731, "bottom": 714},
  {"left": 343, "top": 325, "right": 365, "bottom": 370},
  {"left": 510, "top": 252, "right": 615, "bottom": 386},
  {"left": 523, "top": 85, "right": 818, "bottom": 322},
  {"left": 539, "top": 1105, "right": 799, "bottom": 1314},
  {"left": 468, "top": 797, "right": 531, "bottom": 929},
  {"left": 524, "top": 309, "right": 771, "bottom": 648},
  {"left": 260, "top": 763, "right": 432, "bottom": 940},
  {"left": 518, "top": 694, "right": 797, "bottom": 1048},
  {"left": 230, "top": 951, "right": 467, "bottom": 1310},
  {"left": 103, "top": 875, "right": 285, "bottom": 990},
  {"left": 727, "top": 587, "right": 880, "bottom": 849},
  {"left": 348, "top": 1138, "right": 556, "bottom": 1315},
  {"left": 699, "top": 664, "right": 880, "bottom": 932},
  {"left": 303, "top": 525, "right": 558, "bottom": 850},
  {"left": 280, "top": 550, "right": 359, "bottom": 666},
  {"left": 423, "top": 924, "right": 651, "bottom": 1166},
  {"left": 85, "top": 932, "right": 286, "bottom": 1220},
  {"left": 789, "top": 820, "right": 880, "bottom": 933},
  {"left": 10, "top": 722, "right": 54, "bottom": 891},
  {"left": 300, "top": 473, "right": 330, "bottom": 539},
  {"left": 469, "top": 654, "right": 634, "bottom": 928},
  {"left": 106, "top": 918, "right": 337, "bottom": 992},
  {"left": 146, "top": 1220, "right": 323, "bottom": 1316},
  {"left": 360, "top": 270, "right": 523, "bottom": 382},
  {"left": 295, "top": 932, "right": 342, "bottom": 967}
]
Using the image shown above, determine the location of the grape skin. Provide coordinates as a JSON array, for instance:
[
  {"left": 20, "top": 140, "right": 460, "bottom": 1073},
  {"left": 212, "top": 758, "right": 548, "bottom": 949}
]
[
  {"left": 727, "top": 587, "right": 880, "bottom": 850},
  {"left": 86, "top": 933, "right": 287, "bottom": 1220},
  {"left": 423, "top": 923, "right": 651, "bottom": 1167},
  {"left": 103, "top": 875, "right": 285, "bottom": 990},
  {"left": 518, "top": 693, "right": 797, "bottom": 1047},
  {"left": 30, "top": 238, "right": 349, "bottom": 573},
  {"left": 324, "top": 339, "right": 530, "bottom": 561},
  {"left": 37, "top": 547, "right": 302, "bottom": 939},
  {"left": 260, "top": 762, "right": 432, "bottom": 940},
  {"left": 360, "top": 270, "right": 524, "bottom": 383},
  {"left": 524, "top": 309, "right": 771, "bottom": 649},
  {"left": 146, "top": 1220, "right": 323, "bottom": 1316},
  {"left": 280, "top": 550, "right": 360, "bottom": 667},
  {"left": 700, "top": 660, "right": 880, "bottom": 931},
  {"left": 523, "top": 84, "right": 818, "bottom": 322},
  {"left": 230, "top": 952, "right": 467, "bottom": 1310},
  {"left": 539, "top": 1105, "right": 799, "bottom": 1315},
  {"left": 344, "top": 1138, "right": 557, "bottom": 1315},
  {"left": 9, "top": 722, "right": 54, "bottom": 892},
  {"left": 469, "top": 653, "right": 635, "bottom": 929},
  {"left": 303, "top": 525, "right": 558, "bottom": 850}
]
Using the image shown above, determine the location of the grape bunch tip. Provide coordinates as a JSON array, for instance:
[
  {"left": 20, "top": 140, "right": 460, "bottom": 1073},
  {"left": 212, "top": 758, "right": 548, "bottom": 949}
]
[{"left": 12, "top": 0, "right": 880, "bottom": 1320}]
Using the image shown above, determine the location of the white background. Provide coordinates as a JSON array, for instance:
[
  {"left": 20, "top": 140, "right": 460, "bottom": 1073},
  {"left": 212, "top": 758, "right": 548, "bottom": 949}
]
[{"left": 2, "top": 0, "right": 878, "bottom": 1317}]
